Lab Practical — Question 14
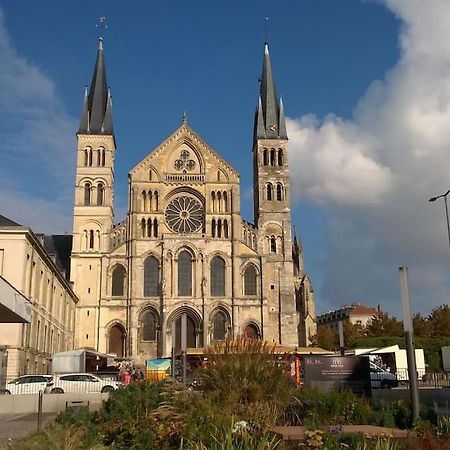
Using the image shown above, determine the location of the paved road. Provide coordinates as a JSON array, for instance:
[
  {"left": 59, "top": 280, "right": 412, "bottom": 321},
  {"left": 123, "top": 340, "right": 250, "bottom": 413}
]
[{"left": 0, "top": 413, "right": 56, "bottom": 449}]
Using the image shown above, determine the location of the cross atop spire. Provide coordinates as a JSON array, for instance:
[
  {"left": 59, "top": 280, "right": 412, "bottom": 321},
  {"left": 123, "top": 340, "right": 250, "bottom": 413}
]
[
  {"left": 78, "top": 38, "right": 114, "bottom": 135},
  {"left": 254, "top": 42, "right": 287, "bottom": 141}
]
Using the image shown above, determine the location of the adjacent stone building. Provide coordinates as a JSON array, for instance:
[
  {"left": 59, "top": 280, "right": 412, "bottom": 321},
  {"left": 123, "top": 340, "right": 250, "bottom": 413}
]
[
  {"left": 0, "top": 215, "right": 77, "bottom": 379},
  {"left": 71, "top": 39, "right": 317, "bottom": 364},
  {"left": 317, "top": 303, "right": 379, "bottom": 333}
]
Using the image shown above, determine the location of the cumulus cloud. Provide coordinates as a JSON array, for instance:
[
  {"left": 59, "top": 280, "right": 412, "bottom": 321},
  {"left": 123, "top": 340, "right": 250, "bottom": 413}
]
[
  {"left": 0, "top": 8, "right": 76, "bottom": 233},
  {"left": 288, "top": 0, "right": 450, "bottom": 315}
]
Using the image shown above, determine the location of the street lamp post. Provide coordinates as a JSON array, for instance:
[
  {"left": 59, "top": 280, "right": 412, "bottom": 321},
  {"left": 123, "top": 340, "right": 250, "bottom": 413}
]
[{"left": 429, "top": 190, "right": 450, "bottom": 253}]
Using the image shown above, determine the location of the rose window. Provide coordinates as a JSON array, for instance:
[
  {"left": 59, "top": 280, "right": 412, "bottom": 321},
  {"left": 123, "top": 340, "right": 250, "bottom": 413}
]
[
  {"left": 165, "top": 196, "right": 204, "bottom": 234},
  {"left": 173, "top": 150, "right": 196, "bottom": 172}
]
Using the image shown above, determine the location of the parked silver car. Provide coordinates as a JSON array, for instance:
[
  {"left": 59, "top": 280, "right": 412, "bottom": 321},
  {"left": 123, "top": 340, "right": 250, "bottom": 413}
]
[
  {"left": 46, "top": 373, "right": 122, "bottom": 394},
  {"left": 370, "top": 362, "right": 398, "bottom": 389},
  {"left": 1, "top": 375, "right": 53, "bottom": 395}
]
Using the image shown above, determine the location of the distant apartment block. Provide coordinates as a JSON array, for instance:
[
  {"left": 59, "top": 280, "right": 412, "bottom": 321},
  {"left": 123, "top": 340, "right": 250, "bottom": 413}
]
[
  {"left": 0, "top": 215, "right": 78, "bottom": 380},
  {"left": 317, "top": 303, "right": 379, "bottom": 332}
]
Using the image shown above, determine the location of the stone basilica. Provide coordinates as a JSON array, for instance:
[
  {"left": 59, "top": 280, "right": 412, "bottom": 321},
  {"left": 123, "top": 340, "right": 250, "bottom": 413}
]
[{"left": 71, "top": 39, "right": 317, "bottom": 364}]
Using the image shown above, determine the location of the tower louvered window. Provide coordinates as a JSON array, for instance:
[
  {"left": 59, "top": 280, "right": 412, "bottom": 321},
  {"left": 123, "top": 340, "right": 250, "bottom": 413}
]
[
  {"left": 178, "top": 251, "right": 192, "bottom": 296},
  {"left": 144, "top": 256, "right": 160, "bottom": 297},
  {"left": 84, "top": 183, "right": 91, "bottom": 206},
  {"left": 276, "top": 183, "right": 283, "bottom": 201},
  {"left": 210, "top": 256, "right": 225, "bottom": 297},
  {"left": 97, "top": 183, "right": 105, "bottom": 205}
]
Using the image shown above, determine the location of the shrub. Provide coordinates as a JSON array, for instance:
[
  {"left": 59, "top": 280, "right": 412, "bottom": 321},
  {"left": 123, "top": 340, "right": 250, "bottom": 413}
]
[
  {"left": 11, "top": 423, "right": 104, "bottom": 450},
  {"left": 200, "top": 338, "right": 295, "bottom": 406},
  {"left": 100, "top": 381, "right": 163, "bottom": 422},
  {"left": 290, "top": 388, "right": 373, "bottom": 426}
]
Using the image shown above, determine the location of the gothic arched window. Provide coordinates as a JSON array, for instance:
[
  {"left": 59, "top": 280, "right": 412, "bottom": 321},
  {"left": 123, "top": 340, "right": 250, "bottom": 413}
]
[
  {"left": 276, "top": 183, "right": 283, "bottom": 201},
  {"left": 141, "top": 218, "right": 146, "bottom": 238},
  {"left": 212, "top": 310, "right": 227, "bottom": 340},
  {"left": 97, "top": 183, "right": 105, "bottom": 206},
  {"left": 153, "top": 219, "right": 158, "bottom": 238},
  {"left": 223, "top": 219, "right": 229, "bottom": 239},
  {"left": 212, "top": 219, "right": 216, "bottom": 238},
  {"left": 266, "top": 183, "right": 273, "bottom": 201},
  {"left": 144, "top": 256, "right": 160, "bottom": 297},
  {"left": 141, "top": 309, "right": 158, "bottom": 341},
  {"left": 111, "top": 266, "right": 125, "bottom": 296},
  {"left": 84, "top": 148, "right": 89, "bottom": 166},
  {"left": 142, "top": 191, "right": 147, "bottom": 212},
  {"left": 217, "top": 219, "right": 222, "bottom": 238},
  {"left": 244, "top": 264, "right": 257, "bottom": 296},
  {"left": 270, "top": 236, "right": 277, "bottom": 253},
  {"left": 278, "top": 149, "right": 283, "bottom": 166},
  {"left": 178, "top": 251, "right": 192, "bottom": 296},
  {"left": 210, "top": 256, "right": 225, "bottom": 297},
  {"left": 101, "top": 148, "right": 106, "bottom": 167},
  {"left": 263, "top": 148, "right": 269, "bottom": 166},
  {"left": 270, "top": 148, "right": 276, "bottom": 166},
  {"left": 88, "top": 230, "right": 95, "bottom": 250},
  {"left": 84, "top": 183, "right": 91, "bottom": 206},
  {"left": 147, "top": 219, "right": 152, "bottom": 238}
]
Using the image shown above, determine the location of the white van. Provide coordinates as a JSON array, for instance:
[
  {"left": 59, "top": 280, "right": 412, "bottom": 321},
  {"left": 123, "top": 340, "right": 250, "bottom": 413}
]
[{"left": 370, "top": 362, "right": 398, "bottom": 389}]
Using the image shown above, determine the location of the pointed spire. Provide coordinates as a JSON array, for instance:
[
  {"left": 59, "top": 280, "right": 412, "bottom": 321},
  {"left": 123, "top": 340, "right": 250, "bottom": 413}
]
[
  {"left": 182, "top": 111, "right": 187, "bottom": 124},
  {"left": 278, "top": 97, "right": 287, "bottom": 139},
  {"left": 254, "top": 42, "right": 287, "bottom": 141},
  {"left": 254, "top": 96, "right": 266, "bottom": 139},
  {"left": 102, "top": 88, "right": 113, "bottom": 134},
  {"left": 78, "top": 38, "right": 114, "bottom": 135}
]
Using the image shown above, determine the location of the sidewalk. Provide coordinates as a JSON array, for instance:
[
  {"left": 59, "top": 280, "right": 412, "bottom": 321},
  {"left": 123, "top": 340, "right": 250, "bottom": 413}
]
[{"left": 0, "top": 413, "right": 56, "bottom": 449}]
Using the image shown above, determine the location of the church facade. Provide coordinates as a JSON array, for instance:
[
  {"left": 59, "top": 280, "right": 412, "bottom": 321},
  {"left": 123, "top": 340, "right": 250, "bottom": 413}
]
[{"left": 71, "top": 39, "right": 316, "bottom": 364}]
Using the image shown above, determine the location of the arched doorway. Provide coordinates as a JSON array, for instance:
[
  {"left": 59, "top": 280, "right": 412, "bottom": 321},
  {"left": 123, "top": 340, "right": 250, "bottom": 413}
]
[
  {"left": 171, "top": 310, "right": 202, "bottom": 354},
  {"left": 174, "top": 315, "right": 197, "bottom": 353},
  {"left": 243, "top": 323, "right": 260, "bottom": 340},
  {"left": 109, "top": 324, "right": 125, "bottom": 357}
]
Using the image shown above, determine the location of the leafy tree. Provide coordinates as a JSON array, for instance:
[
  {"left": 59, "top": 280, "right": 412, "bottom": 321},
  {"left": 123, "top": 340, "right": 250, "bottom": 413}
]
[
  {"left": 413, "top": 313, "right": 431, "bottom": 337},
  {"left": 365, "top": 312, "right": 403, "bottom": 337},
  {"left": 343, "top": 321, "right": 366, "bottom": 347},
  {"left": 316, "top": 325, "right": 337, "bottom": 350},
  {"left": 428, "top": 305, "right": 450, "bottom": 337}
]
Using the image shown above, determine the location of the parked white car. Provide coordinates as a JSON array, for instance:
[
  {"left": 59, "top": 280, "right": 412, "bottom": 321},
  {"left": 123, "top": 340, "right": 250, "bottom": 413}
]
[
  {"left": 370, "top": 362, "right": 398, "bottom": 389},
  {"left": 47, "top": 373, "right": 122, "bottom": 394},
  {"left": 1, "top": 375, "right": 53, "bottom": 395}
]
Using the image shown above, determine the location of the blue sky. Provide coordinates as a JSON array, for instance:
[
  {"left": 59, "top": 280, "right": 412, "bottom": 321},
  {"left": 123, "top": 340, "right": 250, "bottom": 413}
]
[{"left": 1, "top": 0, "right": 450, "bottom": 318}]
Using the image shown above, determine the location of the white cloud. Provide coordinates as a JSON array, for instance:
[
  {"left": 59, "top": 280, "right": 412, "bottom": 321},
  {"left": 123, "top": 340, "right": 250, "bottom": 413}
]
[
  {"left": 0, "top": 8, "right": 76, "bottom": 233},
  {"left": 288, "top": 0, "right": 450, "bottom": 315}
]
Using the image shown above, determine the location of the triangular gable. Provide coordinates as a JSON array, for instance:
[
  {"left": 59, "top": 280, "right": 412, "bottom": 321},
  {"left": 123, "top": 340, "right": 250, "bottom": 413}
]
[{"left": 129, "top": 123, "right": 240, "bottom": 181}]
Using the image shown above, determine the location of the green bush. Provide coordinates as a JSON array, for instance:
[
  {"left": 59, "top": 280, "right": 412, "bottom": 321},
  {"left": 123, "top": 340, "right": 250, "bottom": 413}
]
[
  {"left": 100, "top": 381, "right": 163, "bottom": 422},
  {"left": 11, "top": 422, "right": 104, "bottom": 450},
  {"left": 289, "top": 388, "right": 373, "bottom": 426},
  {"left": 201, "top": 338, "right": 295, "bottom": 406}
]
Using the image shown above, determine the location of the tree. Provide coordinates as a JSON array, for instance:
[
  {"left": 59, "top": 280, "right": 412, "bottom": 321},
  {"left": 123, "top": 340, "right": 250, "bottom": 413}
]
[
  {"left": 412, "top": 313, "right": 431, "bottom": 337},
  {"left": 428, "top": 305, "right": 450, "bottom": 337},
  {"left": 315, "top": 325, "right": 337, "bottom": 350},
  {"left": 365, "top": 312, "right": 403, "bottom": 337},
  {"left": 343, "top": 321, "right": 366, "bottom": 348}
]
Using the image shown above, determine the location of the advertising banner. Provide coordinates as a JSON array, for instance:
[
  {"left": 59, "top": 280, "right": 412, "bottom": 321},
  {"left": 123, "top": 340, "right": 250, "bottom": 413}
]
[
  {"left": 303, "top": 356, "right": 371, "bottom": 396},
  {"left": 146, "top": 358, "right": 171, "bottom": 382}
]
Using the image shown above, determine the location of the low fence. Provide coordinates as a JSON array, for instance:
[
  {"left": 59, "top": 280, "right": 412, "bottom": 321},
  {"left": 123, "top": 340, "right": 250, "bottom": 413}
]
[
  {"left": 0, "top": 392, "right": 109, "bottom": 415},
  {"left": 387, "top": 369, "right": 450, "bottom": 388}
]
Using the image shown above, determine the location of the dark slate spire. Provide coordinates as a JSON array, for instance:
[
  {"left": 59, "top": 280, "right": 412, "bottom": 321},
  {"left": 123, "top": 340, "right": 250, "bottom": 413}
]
[
  {"left": 78, "top": 38, "right": 113, "bottom": 135},
  {"left": 254, "top": 43, "right": 287, "bottom": 140}
]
